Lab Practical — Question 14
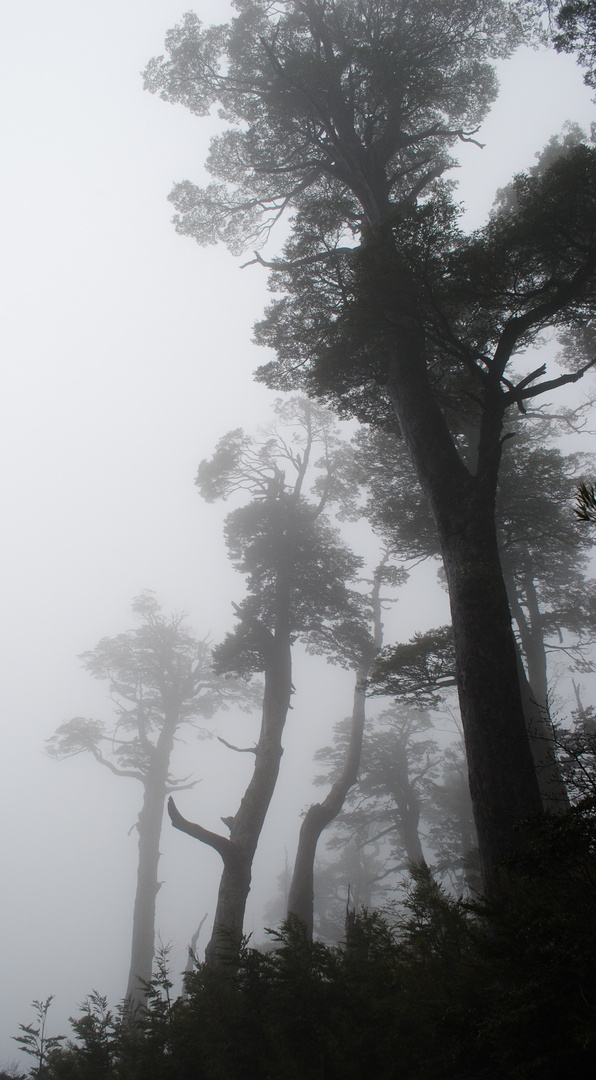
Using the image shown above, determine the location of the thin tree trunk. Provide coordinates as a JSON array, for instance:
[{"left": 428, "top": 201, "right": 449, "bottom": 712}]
[
  {"left": 508, "top": 582, "right": 570, "bottom": 812},
  {"left": 126, "top": 778, "right": 166, "bottom": 1002},
  {"left": 126, "top": 718, "right": 177, "bottom": 1003},
  {"left": 287, "top": 667, "right": 367, "bottom": 937},
  {"left": 392, "top": 760, "right": 427, "bottom": 867},
  {"left": 207, "top": 635, "right": 291, "bottom": 968},
  {"left": 287, "top": 559, "right": 387, "bottom": 937}
]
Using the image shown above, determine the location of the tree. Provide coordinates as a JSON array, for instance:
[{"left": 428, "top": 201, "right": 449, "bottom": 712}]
[
  {"left": 47, "top": 593, "right": 252, "bottom": 1002},
  {"left": 146, "top": 1, "right": 596, "bottom": 897},
  {"left": 168, "top": 398, "right": 368, "bottom": 970},
  {"left": 13, "top": 999, "right": 64, "bottom": 1079},
  {"left": 552, "top": 0, "right": 596, "bottom": 91},
  {"left": 357, "top": 410, "right": 596, "bottom": 807},
  {"left": 286, "top": 553, "right": 405, "bottom": 937}
]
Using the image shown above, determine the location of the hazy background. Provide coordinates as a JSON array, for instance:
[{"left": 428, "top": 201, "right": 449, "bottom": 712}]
[{"left": 1, "top": 0, "right": 595, "bottom": 1067}]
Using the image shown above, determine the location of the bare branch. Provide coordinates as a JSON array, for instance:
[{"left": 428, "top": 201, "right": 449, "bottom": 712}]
[
  {"left": 504, "top": 357, "right": 596, "bottom": 406},
  {"left": 167, "top": 797, "right": 233, "bottom": 860},
  {"left": 217, "top": 735, "right": 257, "bottom": 755}
]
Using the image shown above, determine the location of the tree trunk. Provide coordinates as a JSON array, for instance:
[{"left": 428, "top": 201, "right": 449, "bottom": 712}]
[
  {"left": 287, "top": 668, "right": 367, "bottom": 937},
  {"left": 126, "top": 717, "right": 177, "bottom": 1003},
  {"left": 433, "top": 492, "right": 543, "bottom": 896},
  {"left": 169, "top": 628, "right": 293, "bottom": 974},
  {"left": 508, "top": 580, "right": 570, "bottom": 812},
  {"left": 126, "top": 778, "right": 166, "bottom": 1002},
  {"left": 287, "top": 558, "right": 388, "bottom": 937},
  {"left": 392, "top": 761, "right": 427, "bottom": 867},
  {"left": 382, "top": 321, "right": 544, "bottom": 899},
  {"left": 206, "top": 631, "right": 292, "bottom": 968}
]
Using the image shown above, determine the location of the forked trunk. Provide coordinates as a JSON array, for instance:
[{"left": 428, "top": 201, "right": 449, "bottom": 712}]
[
  {"left": 206, "top": 632, "right": 292, "bottom": 968},
  {"left": 169, "top": 630, "right": 293, "bottom": 974}
]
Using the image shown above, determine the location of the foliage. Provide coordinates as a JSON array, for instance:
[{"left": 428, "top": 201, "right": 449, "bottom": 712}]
[
  {"left": 369, "top": 627, "right": 456, "bottom": 702},
  {"left": 256, "top": 143, "right": 596, "bottom": 418},
  {"left": 198, "top": 399, "right": 372, "bottom": 676},
  {"left": 555, "top": 711, "right": 596, "bottom": 802},
  {"left": 554, "top": 0, "right": 596, "bottom": 91},
  {"left": 144, "top": 1, "right": 525, "bottom": 251},
  {"left": 575, "top": 479, "right": 596, "bottom": 523},
  {"left": 318, "top": 708, "right": 480, "bottom": 895},
  {"left": 18, "top": 801, "right": 596, "bottom": 1077},
  {"left": 13, "top": 999, "right": 64, "bottom": 1079},
  {"left": 47, "top": 592, "right": 252, "bottom": 784}
]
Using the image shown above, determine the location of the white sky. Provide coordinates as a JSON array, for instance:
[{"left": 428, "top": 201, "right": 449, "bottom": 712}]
[{"left": 1, "top": 1, "right": 595, "bottom": 1066}]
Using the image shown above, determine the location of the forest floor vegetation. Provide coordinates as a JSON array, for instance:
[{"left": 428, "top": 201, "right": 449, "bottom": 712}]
[{"left": 8, "top": 798, "right": 596, "bottom": 1080}]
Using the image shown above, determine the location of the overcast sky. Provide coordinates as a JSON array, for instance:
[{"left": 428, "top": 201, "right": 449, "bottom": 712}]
[{"left": 1, "top": 1, "right": 595, "bottom": 1067}]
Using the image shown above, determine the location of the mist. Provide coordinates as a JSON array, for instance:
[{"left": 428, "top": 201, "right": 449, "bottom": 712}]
[{"left": 1, "top": 0, "right": 596, "bottom": 1070}]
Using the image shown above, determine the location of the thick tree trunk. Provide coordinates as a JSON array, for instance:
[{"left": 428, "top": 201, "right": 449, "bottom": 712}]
[
  {"left": 383, "top": 323, "right": 544, "bottom": 899},
  {"left": 207, "top": 631, "right": 292, "bottom": 969},
  {"left": 287, "top": 668, "right": 367, "bottom": 937},
  {"left": 169, "top": 629, "right": 293, "bottom": 974},
  {"left": 437, "top": 507, "right": 542, "bottom": 895}
]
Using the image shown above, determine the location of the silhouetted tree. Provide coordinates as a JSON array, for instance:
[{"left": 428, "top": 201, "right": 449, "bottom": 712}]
[
  {"left": 287, "top": 553, "right": 405, "bottom": 936},
  {"left": 146, "top": 1, "right": 596, "bottom": 897},
  {"left": 47, "top": 593, "right": 252, "bottom": 1001},
  {"left": 168, "top": 398, "right": 367, "bottom": 970}
]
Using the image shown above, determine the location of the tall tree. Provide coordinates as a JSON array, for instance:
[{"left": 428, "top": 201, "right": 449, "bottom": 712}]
[
  {"left": 146, "top": 0, "right": 596, "bottom": 896},
  {"left": 168, "top": 398, "right": 367, "bottom": 969},
  {"left": 47, "top": 593, "right": 251, "bottom": 1002}
]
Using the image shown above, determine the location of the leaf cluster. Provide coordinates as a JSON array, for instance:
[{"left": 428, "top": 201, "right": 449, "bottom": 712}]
[
  {"left": 145, "top": 1, "right": 526, "bottom": 251},
  {"left": 47, "top": 595, "right": 256, "bottom": 783}
]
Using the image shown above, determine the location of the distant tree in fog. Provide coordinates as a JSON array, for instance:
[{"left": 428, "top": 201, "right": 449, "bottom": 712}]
[
  {"left": 287, "top": 552, "right": 406, "bottom": 938},
  {"left": 168, "top": 397, "right": 370, "bottom": 972},
  {"left": 47, "top": 592, "right": 253, "bottom": 1004}
]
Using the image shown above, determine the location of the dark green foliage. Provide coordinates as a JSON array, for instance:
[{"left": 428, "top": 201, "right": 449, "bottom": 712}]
[
  {"left": 144, "top": 1, "right": 524, "bottom": 250},
  {"left": 24, "top": 801, "right": 596, "bottom": 1079},
  {"left": 199, "top": 399, "right": 372, "bottom": 678},
  {"left": 370, "top": 627, "right": 456, "bottom": 702},
  {"left": 576, "top": 479, "right": 596, "bottom": 523},
  {"left": 554, "top": 0, "right": 596, "bottom": 90}
]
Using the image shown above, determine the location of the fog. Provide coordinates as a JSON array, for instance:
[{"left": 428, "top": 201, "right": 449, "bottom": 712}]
[{"left": 1, "top": 0, "right": 595, "bottom": 1067}]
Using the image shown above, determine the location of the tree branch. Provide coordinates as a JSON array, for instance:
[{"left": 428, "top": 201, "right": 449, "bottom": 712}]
[
  {"left": 167, "top": 797, "right": 233, "bottom": 860},
  {"left": 504, "top": 357, "right": 596, "bottom": 405},
  {"left": 216, "top": 735, "right": 257, "bottom": 754},
  {"left": 88, "top": 747, "right": 144, "bottom": 781}
]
